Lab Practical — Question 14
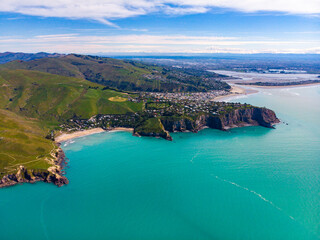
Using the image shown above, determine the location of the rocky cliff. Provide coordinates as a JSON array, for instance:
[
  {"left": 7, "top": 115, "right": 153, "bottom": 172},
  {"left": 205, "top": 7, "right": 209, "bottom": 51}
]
[
  {"left": 0, "top": 148, "right": 69, "bottom": 188},
  {"left": 133, "top": 130, "right": 173, "bottom": 141},
  {"left": 160, "top": 107, "right": 279, "bottom": 137},
  {"left": 133, "top": 118, "right": 173, "bottom": 141}
]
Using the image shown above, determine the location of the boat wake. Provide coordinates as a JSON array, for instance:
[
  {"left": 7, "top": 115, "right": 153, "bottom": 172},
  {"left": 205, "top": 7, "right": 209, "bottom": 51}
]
[
  {"left": 212, "top": 175, "right": 295, "bottom": 221},
  {"left": 190, "top": 152, "right": 199, "bottom": 163}
]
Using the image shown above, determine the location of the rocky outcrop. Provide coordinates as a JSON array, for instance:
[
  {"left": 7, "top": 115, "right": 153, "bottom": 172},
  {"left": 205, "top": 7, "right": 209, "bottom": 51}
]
[
  {"left": 0, "top": 166, "right": 68, "bottom": 188},
  {"left": 206, "top": 107, "right": 280, "bottom": 130},
  {"left": 229, "top": 108, "right": 277, "bottom": 128},
  {"left": 133, "top": 130, "right": 173, "bottom": 141},
  {"left": 160, "top": 107, "right": 279, "bottom": 138},
  {"left": 133, "top": 118, "right": 173, "bottom": 141},
  {"left": 0, "top": 148, "right": 69, "bottom": 188},
  {"left": 160, "top": 117, "right": 196, "bottom": 133},
  {"left": 133, "top": 107, "right": 279, "bottom": 141}
]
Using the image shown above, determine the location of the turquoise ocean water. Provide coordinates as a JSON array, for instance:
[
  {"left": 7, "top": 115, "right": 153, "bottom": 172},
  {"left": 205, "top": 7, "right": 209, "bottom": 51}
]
[{"left": 1, "top": 86, "right": 319, "bottom": 240}]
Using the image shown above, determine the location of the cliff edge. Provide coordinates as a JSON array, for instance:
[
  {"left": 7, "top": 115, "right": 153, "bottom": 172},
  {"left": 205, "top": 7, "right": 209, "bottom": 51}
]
[
  {"left": 0, "top": 148, "right": 68, "bottom": 188},
  {"left": 159, "top": 107, "right": 279, "bottom": 139}
]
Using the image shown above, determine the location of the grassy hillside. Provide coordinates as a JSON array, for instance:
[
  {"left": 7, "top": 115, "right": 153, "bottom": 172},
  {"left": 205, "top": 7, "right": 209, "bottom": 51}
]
[
  {"left": 134, "top": 117, "right": 171, "bottom": 140},
  {"left": 135, "top": 118, "right": 164, "bottom": 134},
  {"left": 0, "top": 69, "right": 144, "bottom": 182},
  {"left": 1, "top": 54, "right": 230, "bottom": 92},
  {"left": 0, "top": 109, "right": 54, "bottom": 178},
  {"left": 0, "top": 69, "right": 143, "bottom": 123}
]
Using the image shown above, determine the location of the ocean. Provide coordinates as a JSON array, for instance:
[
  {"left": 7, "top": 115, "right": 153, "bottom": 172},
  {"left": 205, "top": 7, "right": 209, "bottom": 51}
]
[{"left": 1, "top": 85, "right": 319, "bottom": 240}]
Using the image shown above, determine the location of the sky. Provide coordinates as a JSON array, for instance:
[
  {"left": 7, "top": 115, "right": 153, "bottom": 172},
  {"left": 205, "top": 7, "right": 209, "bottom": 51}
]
[{"left": 0, "top": 0, "right": 319, "bottom": 54}]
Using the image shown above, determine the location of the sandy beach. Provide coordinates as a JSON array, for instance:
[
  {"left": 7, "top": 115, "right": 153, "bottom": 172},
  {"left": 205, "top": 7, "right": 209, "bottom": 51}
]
[
  {"left": 55, "top": 127, "right": 134, "bottom": 143},
  {"left": 110, "top": 127, "right": 134, "bottom": 133},
  {"left": 239, "top": 82, "right": 320, "bottom": 89},
  {"left": 214, "top": 85, "right": 258, "bottom": 101}
]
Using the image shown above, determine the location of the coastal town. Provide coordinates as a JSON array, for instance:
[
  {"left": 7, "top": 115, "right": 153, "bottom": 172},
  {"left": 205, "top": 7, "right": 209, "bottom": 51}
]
[
  {"left": 60, "top": 90, "right": 248, "bottom": 133},
  {"left": 140, "top": 90, "right": 229, "bottom": 102}
]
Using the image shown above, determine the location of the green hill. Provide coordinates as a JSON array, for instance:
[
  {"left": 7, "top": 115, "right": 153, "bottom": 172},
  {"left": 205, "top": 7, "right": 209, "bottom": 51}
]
[
  {"left": 0, "top": 69, "right": 144, "bottom": 182},
  {"left": 0, "top": 69, "right": 143, "bottom": 122},
  {"left": 1, "top": 54, "right": 230, "bottom": 92},
  {"left": 0, "top": 109, "right": 55, "bottom": 178}
]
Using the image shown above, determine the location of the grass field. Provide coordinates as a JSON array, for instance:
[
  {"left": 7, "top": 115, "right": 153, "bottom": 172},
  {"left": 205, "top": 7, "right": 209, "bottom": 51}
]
[
  {"left": 135, "top": 118, "right": 165, "bottom": 134},
  {"left": 0, "top": 69, "right": 143, "bottom": 179},
  {"left": 108, "top": 96, "right": 127, "bottom": 102},
  {"left": 0, "top": 109, "right": 54, "bottom": 178},
  {"left": 0, "top": 69, "right": 143, "bottom": 122}
]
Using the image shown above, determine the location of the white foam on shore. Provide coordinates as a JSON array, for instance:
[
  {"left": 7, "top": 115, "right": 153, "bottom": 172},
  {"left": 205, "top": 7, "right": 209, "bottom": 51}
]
[
  {"left": 223, "top": 94, "right": 249, "bottom": 102},
  {"left": 262, "top": 91, "right": 273, "bottom": 96},
  {"left": 63, "top": 140, "right": 75, "bottom": 147},
  {"left": 279, "top": 88, "right": 301, "bottom": 96}
]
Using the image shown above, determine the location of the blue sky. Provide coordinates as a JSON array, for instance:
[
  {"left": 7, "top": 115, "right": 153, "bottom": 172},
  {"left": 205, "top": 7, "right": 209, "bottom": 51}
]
[{"left": 0, "top": 1, "right": 319, "bottom": 54}]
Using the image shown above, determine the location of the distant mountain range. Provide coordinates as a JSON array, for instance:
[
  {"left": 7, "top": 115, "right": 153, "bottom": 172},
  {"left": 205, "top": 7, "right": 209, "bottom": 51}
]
[
  {"left": 0, "top": 53, "right": 230, "bottom": 92},
  {"left": 0, "top": 52, "right": 64, "bottom": 64}
]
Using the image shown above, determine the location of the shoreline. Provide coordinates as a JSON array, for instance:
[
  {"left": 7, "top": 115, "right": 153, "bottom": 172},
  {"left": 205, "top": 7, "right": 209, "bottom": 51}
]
[
  {"left": 213, "top": 82, "right": 320, "bottom": 102},
  {"left": 214, "top": 85, "right": 258, "bottom": 101},
  {"left": 0, "top": 148, "right": 68, "bottom": 188},
  {"left": 237, "top": 82, "right": 320, "bottom": 89},
  {"left": 108, "top": 127, "right": 134, "bottom": 133},
  {"left": 55, "top": 127, "right": 134, "bottom": 143}
]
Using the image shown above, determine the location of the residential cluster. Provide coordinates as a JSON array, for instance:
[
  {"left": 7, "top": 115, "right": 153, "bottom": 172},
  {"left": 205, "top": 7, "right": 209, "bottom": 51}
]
[
  {"left": 60, "top": 91, "right": 248, "bottom": 132},
  {"left": 140, "top": 90, "right": 229, "bottom": 102}
]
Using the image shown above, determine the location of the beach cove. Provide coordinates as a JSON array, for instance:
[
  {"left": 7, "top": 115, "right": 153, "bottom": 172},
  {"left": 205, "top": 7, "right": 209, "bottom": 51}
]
[{"left": 55, "top": 127, "right": 134, "bottom": 143}]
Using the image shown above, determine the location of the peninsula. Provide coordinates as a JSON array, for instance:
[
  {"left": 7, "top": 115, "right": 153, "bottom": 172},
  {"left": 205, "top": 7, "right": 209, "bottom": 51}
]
[
  {"left": 236, "top": 79, "right": 320, "bottom": 87},
  {"left": 0, "top": 54, "right": 279, "bottom": 188}
]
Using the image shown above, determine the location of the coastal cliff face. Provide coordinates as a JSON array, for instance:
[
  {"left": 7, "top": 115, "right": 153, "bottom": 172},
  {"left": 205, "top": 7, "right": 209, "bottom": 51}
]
[
  {"left": 160, "top": 107, "right": 279, "bottom": 135},
  {"left": 133, "top": 130, "right": 173, "bottom": 141},
  {"left": 133, "top": 118, "right": 173, "bottom": 141},
  {"left": 0, "top": 149, "right": 69, "bottom": 188},
  {"left": 0, "top": 167, "right": 68, "bottom": 188},
  {"left": 160, "top": 117, "right": 196, "bottom": 133},
  {"left": 0, "top": 107, "right": 278, "bottom": 188},
  {"left": 208, "top": 107, "right": 280, "bottom": 130}
]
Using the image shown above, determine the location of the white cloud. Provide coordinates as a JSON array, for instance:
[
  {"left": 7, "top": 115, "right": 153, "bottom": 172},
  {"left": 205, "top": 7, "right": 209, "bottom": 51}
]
[
  {"left": 171, "top": 0, "right": 320, "bottom": 14},
  {"left": 0, "top": 0, "right": 319, "bottom": 26},
  {"left": 0, "top": 33, "right": 319, "bottom": 54},
  {"left": 163, "top": 6, "right": 209, "bottom": 15}
]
